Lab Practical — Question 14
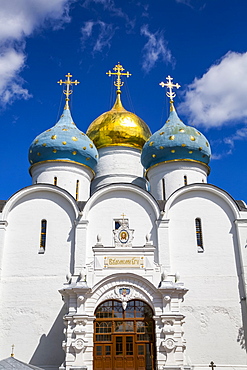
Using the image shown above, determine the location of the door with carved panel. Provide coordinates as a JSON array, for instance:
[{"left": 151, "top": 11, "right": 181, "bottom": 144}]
[{"left": 93, "top": 300, "right": 155, "bottom": 370}]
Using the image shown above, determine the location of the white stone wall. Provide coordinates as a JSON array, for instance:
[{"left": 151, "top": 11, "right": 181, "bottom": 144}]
[
  {"left": 91, "top": 147, "right": 147, "bottom": 193},
  {"left": 83, "top": 185, "right": 160, "bottom": 267},
  {"left": 30, "top": 161, "right": 93, "bottom": 201},
  {"left": 165, "top": 185, "right": 247, "bottom": 366},
  {"left": 0, "top": 170, "right": 246, "bottom": 370},
  {"left": 0, "top": 186, "right": 79, "bottom": 369},
  {"left": 147, "top": 161, "right": 208, "bottom": 200}
]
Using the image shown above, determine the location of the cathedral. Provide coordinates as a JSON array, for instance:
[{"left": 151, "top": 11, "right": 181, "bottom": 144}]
[{"left": 0, "top": 64, "right": 246, "bottom": 370}]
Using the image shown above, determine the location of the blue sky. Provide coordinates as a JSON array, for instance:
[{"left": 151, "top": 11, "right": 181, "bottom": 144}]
[{"left": 1, "top": 0, "right": 247, "bottom": 201}]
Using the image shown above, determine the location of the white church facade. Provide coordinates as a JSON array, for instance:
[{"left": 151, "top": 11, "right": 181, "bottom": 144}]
[{"left": 0, "top": 65, "right": 246, "bottom": 370}]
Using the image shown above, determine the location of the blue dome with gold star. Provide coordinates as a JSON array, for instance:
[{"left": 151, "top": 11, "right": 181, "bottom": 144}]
[
  {"left": 29, "top": 73, "right": 98, "bottom": 171},
  {"left": 29, "top": 108, "right": 98, "bottom": 170},
  {"left": 141, "top": 103, "right": 211, "bottom": 170}
]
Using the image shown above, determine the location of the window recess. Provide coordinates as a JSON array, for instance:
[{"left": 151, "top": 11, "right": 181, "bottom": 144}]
[
  {"left": 39, "top": 219, "right": 47, "bottom": 254},
  {"left": 195, "top": 218, "right": 204, "bottom": 252}
]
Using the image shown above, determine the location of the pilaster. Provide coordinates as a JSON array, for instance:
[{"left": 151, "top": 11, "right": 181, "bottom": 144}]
[
  {"left": 0, "top": 220, "right": 8, "bottom": 280},
  {"left": 157, "top": 279, "right": 188, "bottom": 370},
  {"left": 157, "top": 217, "right": 170, "bottom": 271},
  {"left": 74, "top": 220, "right": 89, "bottom": 276}
]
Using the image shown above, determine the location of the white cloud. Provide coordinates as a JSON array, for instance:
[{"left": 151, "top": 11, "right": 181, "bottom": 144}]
[
  {"left": 175, "top": 0, "right": 193, "bottom": 6},
  {"left": 223, "top": 127, "right": 247, "bottom": 151},
  {"left": 0, "top": 0, "right": 72, "bottom": 41},
  {"left": 0, "top": 0, "right": 73, "bottom": 106},
  {"left": 140, "top": 25, "right": 173, "bottom": 73},
  {"left": 81, "top": 21, "right": 94, "bottom": 39},
  {"left": 82, "top": 0, "right": 135, "bottom": 33},
  {"left": 81, "top": 21, "right": 114, "bottom": 52},
  {"left": 175, "top": 0, "right": 206, "bottom": 10},
  {"left": 179, "top": 51, "right": 247, "bottom": 128},
  {"left": 0, "top": 48, "right": 30, "bottom": 105},
  {"left": 83, "top": 0, "right": 128, "bottom": 20}
]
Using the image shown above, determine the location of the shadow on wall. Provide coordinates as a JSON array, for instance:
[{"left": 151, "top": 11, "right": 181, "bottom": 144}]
[
  {"left": 237, "top": 326, "right": 246, "bottom": 350},
  {"left": 30, "top": 305, "right": 67, "bottom": 369},
  {"left": 231, "top": 224, "right": 247, "bottom": 353}
]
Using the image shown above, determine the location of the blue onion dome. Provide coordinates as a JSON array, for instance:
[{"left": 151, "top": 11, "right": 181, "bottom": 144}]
[
  {"left": 29, "top": 108, "right": 98, "bottom": 170},
  {"left": 29, "top": 73, "right": 98, "bottom": 171},
  {"left": 141, "top": 102, "right": 211, "bottom": 170}
]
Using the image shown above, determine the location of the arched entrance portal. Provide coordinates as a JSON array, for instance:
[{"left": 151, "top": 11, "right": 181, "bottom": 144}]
[{"left": 94, "top": 299, "right": 155, "bottom": 370}]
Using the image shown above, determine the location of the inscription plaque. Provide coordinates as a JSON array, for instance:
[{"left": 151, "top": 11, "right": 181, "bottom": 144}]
[{"left": 104, "top": 256, "right": 144, "bottom": 268}]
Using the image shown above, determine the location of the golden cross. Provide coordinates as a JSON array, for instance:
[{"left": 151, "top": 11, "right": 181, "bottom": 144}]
[
  {"left": 159, "top": 75, "right": 181, "bottom": 102},
  {"left": 209, "top": 361, "right": 216, "bottom": 370},
  {"left": 121, "top": 213, "right": 126, "bottom": 220},
  {"left": 106, "top": 63, "right": 131, "bottom": 93},
  {"left": 57, "top": 73, "right": 80, "bottom": 109},
  {"left": 11, "top": 344, "right": 14, "bottom": 357}
]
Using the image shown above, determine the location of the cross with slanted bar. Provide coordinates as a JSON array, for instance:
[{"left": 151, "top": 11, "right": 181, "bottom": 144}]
[
  {"left": 159, "top": 75, "right": 181, "bottom": 101},
  {"left": 106, "top": 63, "right": 131, "bottom": 93},
  {"left": 57, "top": 73, "right": 80, "bottom": 109},
  {"left": 209, "top": 361, "right": 216, "bottom": 370}
]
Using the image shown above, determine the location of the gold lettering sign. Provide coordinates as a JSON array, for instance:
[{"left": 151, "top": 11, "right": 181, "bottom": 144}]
[{"left": 104, "top": 257, "right": 144, "bottom": 268}]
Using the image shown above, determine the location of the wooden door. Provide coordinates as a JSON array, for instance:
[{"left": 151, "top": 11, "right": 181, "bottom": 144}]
[
  {"left": 114, "top": 335, "right": 135, "bottom": 370},
  {"left": 136, "top": 342, "right": 154, "bottom": 370},
  {"left": 93, "top": 299, "right": 155, "bottom": 370},
  {"left": 94, "top": 343, "right": 112, "bottom": 370}
]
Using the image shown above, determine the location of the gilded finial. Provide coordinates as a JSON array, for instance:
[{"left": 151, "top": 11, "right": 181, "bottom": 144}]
[
  {"left": 11, "top": 344, "right": 14, "bottom": 357},
  {"left": 57, "top": 73, "right": 80, "bottom": 110},
  {"left": 106, "top": 63, "right": 131, "bottom": 94},
  {"left": 159, "top": 75, "right": 181, "bottom": 106}
]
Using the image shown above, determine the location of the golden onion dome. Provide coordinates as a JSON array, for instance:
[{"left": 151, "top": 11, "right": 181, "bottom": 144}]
[{"left": 86, "top": 93, "right": 151, "bottom": 150}]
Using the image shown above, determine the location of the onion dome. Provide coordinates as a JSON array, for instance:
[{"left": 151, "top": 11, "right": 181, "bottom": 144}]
[
  {"left": 87, "top": 93, "right": 151, "bottom": 150},
  {"left": 141, "top": 75, "right": 211, "bottom": 170},
  {"left": 86, "top": 63, "right": 151, "bottom": 150},
  {"left": 29, "top": 73, "right": 98, "bottom": 170}
]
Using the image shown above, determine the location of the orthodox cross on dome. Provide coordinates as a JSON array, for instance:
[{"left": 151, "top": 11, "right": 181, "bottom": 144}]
[
  {"left": 57, "top": 73, "right": 80, "bottom": 110},
  {"left": 11, "top": 344, "right": 14, "bottom": 357},
  {"left": 159, "top": 75, "right": 181, "bottom": 102},
  {"left": 209, "top": 361, "right": 216, "bottom": 370},
  {"left": 106, "top": 63, "right": 131, "bottom": 94}
]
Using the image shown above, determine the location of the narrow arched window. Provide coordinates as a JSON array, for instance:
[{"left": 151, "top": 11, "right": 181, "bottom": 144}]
[
  {"left": 54, "top": 177, "right": 57, "bottom": 186},
  {"left": 39, "top": 219, "right": 47, "bottom": 253},
  {"left": 195, "top": 218, "right": 203, "bottom": 252},
  {"left": 162, "top": 178, "right": 166, "bottom": 200},
  {"left": 75, "top": 180, "right": 79, "bottom": 201},
  {"left": 184, "top": 175, "right": 187, "bottom": 186}
]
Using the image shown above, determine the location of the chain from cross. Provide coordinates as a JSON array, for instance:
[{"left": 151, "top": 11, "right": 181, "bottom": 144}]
[
  {"left": 106, "top": 63, "right": 131, "bottom": 93},
  {"left": 209, "top": 361, "right": 216, "bottom": 370},
  {"left": 159, "top": 75, "right": 181, "bottom": 101},
  {"left": 57, "top": 73, "right": 80, "bottom": 103}
]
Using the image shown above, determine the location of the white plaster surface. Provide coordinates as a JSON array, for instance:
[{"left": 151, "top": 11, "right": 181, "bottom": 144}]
[
  {"left": 147, "top": 161, "right": 208, "bottom": 199},
  {"left": 0, "top": 151, "right": 246, "bottom": 370},
  {"left": 91, "top": 146, "right": 147, "bottom": 192},
  {"left": 30, "top": 161, "right": 93, "bottom": 201}
]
